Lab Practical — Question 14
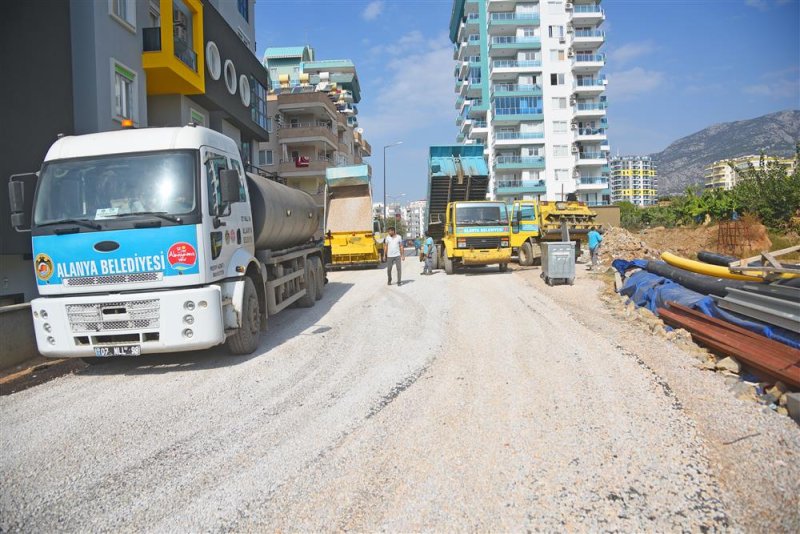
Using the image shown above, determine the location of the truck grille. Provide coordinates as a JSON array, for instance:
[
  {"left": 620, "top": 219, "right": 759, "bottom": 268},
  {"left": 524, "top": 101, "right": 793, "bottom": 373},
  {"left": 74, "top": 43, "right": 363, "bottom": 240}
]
[
  {"left": 464, "top": 236, "right": 501, "bottom": 248},
  {"left": 66, "top": 299, "right": 160, "bottom": 333},
  {"left": 63, "top": 272, "right": 162, "bottom": 287}
]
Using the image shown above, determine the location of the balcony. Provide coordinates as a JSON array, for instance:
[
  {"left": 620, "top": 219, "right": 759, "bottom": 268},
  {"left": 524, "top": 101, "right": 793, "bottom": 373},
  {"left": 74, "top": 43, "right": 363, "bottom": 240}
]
[
  {"left": 576, "top": 176, "right": 608, "bottom": 190},
  {"left": 573, "top": 77, "right": 606, "bottom": 94},
  {"left": 576, "top": 152, "right": 608, "bottom": 166},
  {"left": 494, "top": 156, "right": 546, "bottom": 170},
  {"left": 490, "top": 59, "right": 542, "bottom": 78},
  {"left": 572, "top": 53, "right": 606, "bottom": 71},
  {"left": 493, "top": 131, "right": 544, "bottom": 147},
  {"left": 572, "top": 29, "right": 605, "bottom": 48},
  {"left": 279, "top": 157, "right": 338, "bottom": 176},
  {"left": 493, "top": 107, "right": 543, "bottom": 124},
  {"left": 495, "top": 179, "right": 546, "bottom": 195},
  {"left": 276, "top": 91, "right": 339, "bottom": 114},
  {"left": 141, "top": 0, "right": 204, "bottom": 95},
  {"left": 572, "top": 4, "right": 605, "bottom": 23},
  {"left": 489, "top": 12, "right": 540, "bottom": 29},
  {"left": 489, "top": 36, "right": 541, "bottom": 56},
  {"left": 491, "top": 83, "right": 542, "bottom": 97},
  {"left": 464, "top": 33, "right": 482, "bottom": 53},
  {"left": 574, "top": 101, "right": 608, "bottom": 118},
  {"left": 278, "top": 122, "right": 338, "bottom": 148},
  {"left": 575, "top": 127, "right": 607, "bottom": 141}
]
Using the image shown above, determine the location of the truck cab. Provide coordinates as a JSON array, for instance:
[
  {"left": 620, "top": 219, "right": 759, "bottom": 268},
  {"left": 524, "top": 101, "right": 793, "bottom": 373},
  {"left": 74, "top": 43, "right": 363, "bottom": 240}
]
[
  {"left": 509, "top": 199, "right": 597, "bottom": 266},
  {"left": 441, "top": 201, "right": 511, "bottom": 274}
]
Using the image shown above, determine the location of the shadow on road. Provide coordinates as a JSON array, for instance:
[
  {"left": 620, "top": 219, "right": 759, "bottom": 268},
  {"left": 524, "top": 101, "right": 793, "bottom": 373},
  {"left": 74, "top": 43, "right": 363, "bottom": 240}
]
[{"left": 79, "top": 281, "right": 354, "bottom": 377}]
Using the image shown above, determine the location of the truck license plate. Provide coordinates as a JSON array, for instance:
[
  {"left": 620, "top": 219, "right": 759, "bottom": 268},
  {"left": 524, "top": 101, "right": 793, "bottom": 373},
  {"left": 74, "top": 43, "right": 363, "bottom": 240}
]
[{"left": 94, "top": 345, "right": 141, "bottom": 357}]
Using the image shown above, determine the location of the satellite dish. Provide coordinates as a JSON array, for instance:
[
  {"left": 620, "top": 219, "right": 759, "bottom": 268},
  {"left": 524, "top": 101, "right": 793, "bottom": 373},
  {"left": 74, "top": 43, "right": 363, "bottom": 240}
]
[{"left": 356, "top": 127, "right": 364, "bottom": 134}]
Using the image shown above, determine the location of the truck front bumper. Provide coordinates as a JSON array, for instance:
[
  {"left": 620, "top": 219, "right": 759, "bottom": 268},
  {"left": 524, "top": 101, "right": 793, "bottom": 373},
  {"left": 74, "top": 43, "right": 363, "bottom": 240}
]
[
  {"left": 457, "top": 248, "right": 512, "bottom": 266},
  {"left": 30, "top": 286, "right": 225, "bottom": 358}
]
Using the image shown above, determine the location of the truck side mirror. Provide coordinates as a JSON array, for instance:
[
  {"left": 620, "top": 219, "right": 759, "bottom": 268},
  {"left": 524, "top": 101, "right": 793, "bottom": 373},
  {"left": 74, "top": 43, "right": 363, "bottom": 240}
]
[
  {"left": 8, "top": 175, "right": 33, "bottom": 232},
  {"left": 219, "top": 169, "right": 240, "bottom": 204}
]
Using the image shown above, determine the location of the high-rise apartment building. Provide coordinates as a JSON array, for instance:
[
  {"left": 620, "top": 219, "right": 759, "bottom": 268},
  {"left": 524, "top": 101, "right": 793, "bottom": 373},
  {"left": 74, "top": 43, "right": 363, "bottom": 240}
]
[
  {"left": 704, "top": 155, "right": 796, "bottom": 190},
  {"left": 450, "top": 0, "right": 610, "bottom": 206},
  {"left": 610, "top": 156, "right": 657, "bottom": 206},
  {"left": 406, "top": 200, "right": 428, "bottom": 239}
]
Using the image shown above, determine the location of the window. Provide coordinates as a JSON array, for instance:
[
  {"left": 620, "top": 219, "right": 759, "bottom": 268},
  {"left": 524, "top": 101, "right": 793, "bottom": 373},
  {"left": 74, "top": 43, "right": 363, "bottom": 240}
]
[
  {"left": 265, "top": 118, "right": 273, "bottom": 133},
  {"left": 237, "top": 0, "right": 249, "bottom": 22},
  {"left": 250, "top": 77, "right": 268, "bottom": 130},
  {"left": 113, "top": 61, "right": 136, "bottom": 121},
  {"left": 550, "top": 73, "right": 565, "bottom": 85},
  {"left": 110, "top": 0, "right": 136, "bottom": 30},
  {"left": 224, "top": 60, "right": 237, "bottom": 94},
  {"left": 494, "top": 96, "right": 542, "bottom": 115},
  {"left": 521, "top": 27, "right": 537, "bottom": 37},
  {"left": 205, "top": 153, "right": 229, "bottom": 216},
  {"left": 553, "top": 145, "right": 569, "bottom": 157},
  {"left": 552, "top": 97, "right": 567, "bottom": 109},
  {"left": 468, "top": 66, "right": 481, "bottom": 84},
  {"left": 548, "top": 25, "right": 564, "bottom": 38},
  {"left": 258, "top": 150, "right": 274, "bottom": 166},
  {"left": 550, "top": 49, "right": 566, "bottom": 61},
  {"left": 553, "top": 121, "right": 568, "bottom": 134},
  {"left": 190, "top": 108, "right": 205, "bottom": 126},
  {"left": 554, "top": 169, "right": 569, "bottom": 180}
]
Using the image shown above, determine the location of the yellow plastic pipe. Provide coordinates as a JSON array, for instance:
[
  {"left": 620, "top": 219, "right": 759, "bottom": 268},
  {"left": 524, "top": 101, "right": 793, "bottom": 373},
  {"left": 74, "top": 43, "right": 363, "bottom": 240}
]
[{"left": 661, "top": 252, "right": 766, "bottom": 281}]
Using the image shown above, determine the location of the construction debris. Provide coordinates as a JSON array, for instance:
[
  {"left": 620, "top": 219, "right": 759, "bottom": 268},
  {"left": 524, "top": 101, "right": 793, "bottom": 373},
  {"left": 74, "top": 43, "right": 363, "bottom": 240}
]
[{"left": 598, "top": 226, "right": 661, "bottom": 265}]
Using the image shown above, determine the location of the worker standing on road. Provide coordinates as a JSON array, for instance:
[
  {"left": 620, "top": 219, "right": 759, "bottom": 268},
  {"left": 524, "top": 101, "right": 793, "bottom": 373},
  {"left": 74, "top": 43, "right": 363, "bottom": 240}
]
[
  {"left": 414, "top": 238, "right": 421, "bottom": 256},
  {"left": 422, "top": 235, "right": 436, "bottom": 275},
  {"left": 384, "top": 226, "right": 405, "bottom": 286},
  {"left": 587, "top": 226, "right": 603, "bottom": 270}
]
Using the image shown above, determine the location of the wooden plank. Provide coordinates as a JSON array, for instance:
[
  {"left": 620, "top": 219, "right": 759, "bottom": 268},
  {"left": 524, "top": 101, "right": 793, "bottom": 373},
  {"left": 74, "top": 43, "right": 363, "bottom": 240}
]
[
  {"left": 760, "top": 250, "right": 781, "bottom": 269},
  {"left": 733, "top": 245, "right": 800, "bottom": 267},
  {"left": 729, "top": 266, "right": 800, "bottom": 275}
]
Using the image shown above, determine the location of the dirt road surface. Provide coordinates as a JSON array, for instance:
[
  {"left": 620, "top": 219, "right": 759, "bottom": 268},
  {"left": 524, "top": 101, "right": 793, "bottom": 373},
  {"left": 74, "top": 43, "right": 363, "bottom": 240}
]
[{"left": 2, "top": 261, "right": 798, "bottom": 531}]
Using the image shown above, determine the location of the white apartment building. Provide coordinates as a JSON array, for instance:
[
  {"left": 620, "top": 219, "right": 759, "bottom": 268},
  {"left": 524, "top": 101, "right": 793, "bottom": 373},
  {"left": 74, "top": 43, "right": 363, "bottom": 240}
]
[
  {"left": 610, "top": 155, "right": 657, "bottom": 206},
  {"left": 406, "top": 200, "right": 427, "bottom": 239},
  {"left": 450, "top": 0, "right": 610, "bottom": 206}
]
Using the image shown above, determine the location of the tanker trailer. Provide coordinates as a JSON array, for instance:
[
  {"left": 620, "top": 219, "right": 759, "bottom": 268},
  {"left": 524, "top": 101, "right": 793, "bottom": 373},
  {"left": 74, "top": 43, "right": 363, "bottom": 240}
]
[{"left": 12, "top": 125, "right": 326, "bottom": 361}]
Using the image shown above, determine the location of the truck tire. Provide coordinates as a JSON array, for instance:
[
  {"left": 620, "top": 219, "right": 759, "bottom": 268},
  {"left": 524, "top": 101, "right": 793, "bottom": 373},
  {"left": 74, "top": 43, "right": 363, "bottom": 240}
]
[
  {"left": 226, "top": 277, "right": 261, "bottom": 355},
  {"left": 311, "top": 256, "right": 324, "bottom": 300},
  {"left": 519, "top": 242, "right": 534, "bottom": 266},
  {"left": 499, "top": 263, "right": 508, "bottom": 272},
  {"left": 444, "top": 254, "right": 454, "bottom": 275},
  {"left": 297, "top": 261, "right": 317, "bottom": 308}
]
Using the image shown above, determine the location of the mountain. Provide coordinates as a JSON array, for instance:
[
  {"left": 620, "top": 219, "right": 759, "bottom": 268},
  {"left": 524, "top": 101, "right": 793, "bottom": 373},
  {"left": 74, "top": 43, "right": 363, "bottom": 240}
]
[{"left": 650, "top": 110, "right": 800, "bottom": 195}]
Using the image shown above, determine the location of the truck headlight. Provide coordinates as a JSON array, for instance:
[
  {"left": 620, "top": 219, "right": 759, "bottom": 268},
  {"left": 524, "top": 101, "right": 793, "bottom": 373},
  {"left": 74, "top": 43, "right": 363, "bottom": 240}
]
[
  {"left": 43, "top": 323, "right": 52, "bottom": 333},
  {"left": 457, "top": 240, "right": 467, "bottom": 248},
  {"left": 40, "top": 310, "right": 48, "bottom": 319},
  {"left": 501, "top": 240, "right": 509, "bottom": 247},
  {"left": 183, "top": 329, "right": 194, "bottom": 338},
  {"left": 183, "top": 314, "right": 194, "bottom": 325},
  {"left": 184, "top": 301, "right": 195, "bottom": 311},
  {"left": 47, "top": 336, "right": 56, "bottom": 345}
]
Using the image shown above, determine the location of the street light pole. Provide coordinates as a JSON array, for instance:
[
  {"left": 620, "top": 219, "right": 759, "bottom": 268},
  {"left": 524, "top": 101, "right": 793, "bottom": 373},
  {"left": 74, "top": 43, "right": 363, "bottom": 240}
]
[{"left": 383, "top": 141, "right": 403, "bottom": 225}]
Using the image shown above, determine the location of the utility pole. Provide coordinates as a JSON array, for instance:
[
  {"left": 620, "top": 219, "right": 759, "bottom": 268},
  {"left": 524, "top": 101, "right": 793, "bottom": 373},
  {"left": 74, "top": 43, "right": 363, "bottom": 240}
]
[{"left": 383, "top": 141, "right": 403, "bottom": 224}]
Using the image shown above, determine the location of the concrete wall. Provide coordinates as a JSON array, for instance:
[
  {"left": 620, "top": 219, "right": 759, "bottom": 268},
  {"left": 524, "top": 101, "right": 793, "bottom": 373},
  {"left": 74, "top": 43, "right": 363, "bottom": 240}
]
[
  {"left": 0, "top": 255, "right": 37, "bottom": 304},
  {"left": 0, "top": 304, "right": 40, "bottom": 370},
  {"left": 71, "top": 0, "right": 149, "bottom": 133},
  {"left": 148, "top": 94, "right": 209, "bottom": 127}
]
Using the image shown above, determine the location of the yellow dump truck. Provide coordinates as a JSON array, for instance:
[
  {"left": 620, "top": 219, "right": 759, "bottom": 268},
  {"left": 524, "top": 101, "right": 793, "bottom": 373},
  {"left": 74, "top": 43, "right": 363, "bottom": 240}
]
[
  {"left": 509, "top": 198, "right": 597, "bottom": 266},
  {"left": 427, "top": 146, "right": 511, "bottom": 274},
  {"left": 324, "top": 164, "right": 381, "bottom": 268}
]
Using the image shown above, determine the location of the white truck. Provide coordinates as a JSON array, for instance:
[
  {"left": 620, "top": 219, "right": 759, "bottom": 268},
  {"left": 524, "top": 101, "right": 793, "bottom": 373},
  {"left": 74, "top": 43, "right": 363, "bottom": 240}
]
[{"left": 8, "top": 125, "right": 326, "bottom": 362}]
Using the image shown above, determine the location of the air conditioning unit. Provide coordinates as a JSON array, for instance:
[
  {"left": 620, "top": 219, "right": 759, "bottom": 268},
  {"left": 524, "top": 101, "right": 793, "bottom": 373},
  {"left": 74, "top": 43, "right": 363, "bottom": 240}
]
[
  {"left": 565, "top": 3, "right": 574, "bottom": 10},
  {"left": 569, "top": 97, "right": 577, "bottom": 106},
  {"left": 570, "top": 122, "right": 578, "bottom": 130},
  {"left": 571, "top": 145, "right": 579, "bottom": 153},
  {"left": 567, "top": 48, "right": 575, "bottom": 57}
]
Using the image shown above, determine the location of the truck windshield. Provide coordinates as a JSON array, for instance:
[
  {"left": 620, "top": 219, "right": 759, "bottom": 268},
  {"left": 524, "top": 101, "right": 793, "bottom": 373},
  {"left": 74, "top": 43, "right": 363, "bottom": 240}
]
[
  {"left": 33, "top": 150, "right": 197, "bottom": 226},
  {"left": 455, "top": 203, "right": 508, "bottom": 225}
]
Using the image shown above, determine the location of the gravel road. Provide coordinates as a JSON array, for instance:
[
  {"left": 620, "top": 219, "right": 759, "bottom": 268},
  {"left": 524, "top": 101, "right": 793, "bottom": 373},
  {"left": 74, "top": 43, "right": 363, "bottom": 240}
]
[{"left": 1, "top": 260, "right": 797, "bottom": 531}]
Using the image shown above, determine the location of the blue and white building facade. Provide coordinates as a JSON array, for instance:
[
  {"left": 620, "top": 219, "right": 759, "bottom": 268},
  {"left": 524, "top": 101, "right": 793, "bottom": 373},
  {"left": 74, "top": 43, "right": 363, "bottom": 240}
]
[{"left": 450, "top": 0, "right": 610, "bottom": 205}]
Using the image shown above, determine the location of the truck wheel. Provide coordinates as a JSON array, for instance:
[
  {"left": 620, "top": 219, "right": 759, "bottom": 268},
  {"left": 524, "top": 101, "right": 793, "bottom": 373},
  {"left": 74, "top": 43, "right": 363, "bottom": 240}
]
[
  {"left": 444, "top": 255, "right": 454, "bottom": 275},
  {"left": 227, "top": 277, "right": 260, "bottom": 355},
  {"left": 499, "top": 263, "right": 508, "bottom": 272},
  {"left": 519, "top": 242, "right": 534, "bottom": 266},
  {"left": 297, "top": 261, "right": 317, "bottom": 308},
  {"left": 311, "top": 257, "right": 324, "bottom": 300}
]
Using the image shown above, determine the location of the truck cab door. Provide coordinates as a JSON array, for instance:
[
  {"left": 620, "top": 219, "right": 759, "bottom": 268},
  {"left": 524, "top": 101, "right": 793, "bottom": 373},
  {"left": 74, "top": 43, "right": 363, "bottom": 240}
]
[{"left": 202, "top": 149, "right": 254, "bottom": 281}]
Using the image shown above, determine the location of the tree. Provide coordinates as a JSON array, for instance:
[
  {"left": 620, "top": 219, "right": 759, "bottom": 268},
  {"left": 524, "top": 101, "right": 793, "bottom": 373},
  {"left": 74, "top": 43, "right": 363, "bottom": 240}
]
[{"left": 732, "top": 148, "right": 800, "bottom": 230}]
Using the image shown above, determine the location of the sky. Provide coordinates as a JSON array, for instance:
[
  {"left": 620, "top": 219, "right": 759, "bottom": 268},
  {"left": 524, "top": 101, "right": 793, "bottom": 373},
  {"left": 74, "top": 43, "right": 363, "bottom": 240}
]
[{"left": 254, "top": 0, "right": 800, "bottom": 201}]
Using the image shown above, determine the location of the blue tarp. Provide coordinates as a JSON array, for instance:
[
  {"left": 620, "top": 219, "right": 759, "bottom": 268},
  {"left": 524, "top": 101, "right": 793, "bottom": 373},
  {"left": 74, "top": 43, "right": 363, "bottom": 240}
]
[{"left": 613, "top": 259, "right": 800, "bottom": 350}]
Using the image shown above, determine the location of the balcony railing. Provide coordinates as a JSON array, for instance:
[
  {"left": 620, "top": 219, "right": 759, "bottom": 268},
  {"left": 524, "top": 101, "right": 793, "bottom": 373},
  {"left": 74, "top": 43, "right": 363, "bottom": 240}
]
[
  {"left": 574, "top": 29, "right": 605, "bottom": 38},
  {"left": 467, "top": 12, "right": 480, "bottom": 21},
  {"left": 576, "top": 102, "right": 608, "bottom": 111},
  {"left": 574, "top": 5, "right": 603, "bottom": 13},
  {"left": 491, "top": 59, "right": 542, "bottom": 70},
  {"left": 143, "top": 27, "right": 197, "bottom": 71},
  {"left": 495, "top": 156, "right": 545, "bottom": 166},
  {"left": 492, "top": 83, "right": 541, "bottom": 93},
  {"left": 494, "top": 131, "right": 544, "bottom": 140},
  {"left": 491, "top": 36, "right": 541, "bottom": 45},
  {"left": 579, "top": 177, "right": 608, "bottom": 185},
  {"left": 575, "top": 78, "right": 606, "bottom": 87},
  {"left": 467, "top": 34, "right": 481, "bottom": 43},
  {"left": 496, "top": 179, "right": 546, "bottom": 190},
  {"left": 577, "top": 127, "right": 606, "bottom": 136},
  {"left": 282, "top": 120, "right": 335, "bottom": 131},
  {"left": 574, "top": 54, "right": 606, "bottom": 63},
  {"left": 490, "top": 12, "right": 540, "bottom": 21},
  {"left": 494, "top": 108, "right": 543, "bottom": 116},
  {"left": 578, "top": 152, "right": 607, "bottom": 160},
  {"left": 472, "top": 120, "right": 488, "bottom": 128}
]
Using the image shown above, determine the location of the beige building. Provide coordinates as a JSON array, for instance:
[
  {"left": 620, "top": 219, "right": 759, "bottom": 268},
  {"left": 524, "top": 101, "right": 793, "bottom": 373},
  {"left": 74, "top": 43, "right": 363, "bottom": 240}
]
[{"left": 704, "top": 154, "right": 795, "bottom": 190}]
